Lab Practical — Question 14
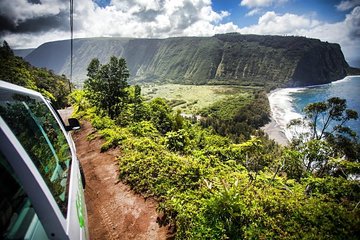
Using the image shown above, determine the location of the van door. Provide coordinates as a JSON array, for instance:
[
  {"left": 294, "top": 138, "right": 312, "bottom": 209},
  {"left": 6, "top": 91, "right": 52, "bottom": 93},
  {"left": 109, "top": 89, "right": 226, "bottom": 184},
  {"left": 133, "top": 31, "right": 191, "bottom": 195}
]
[
  {"left": 0, "top": 83, "right": 88, "bottom": 239},
  {"left": 0, "top": 151, "right": 48, "bottom": 239}
]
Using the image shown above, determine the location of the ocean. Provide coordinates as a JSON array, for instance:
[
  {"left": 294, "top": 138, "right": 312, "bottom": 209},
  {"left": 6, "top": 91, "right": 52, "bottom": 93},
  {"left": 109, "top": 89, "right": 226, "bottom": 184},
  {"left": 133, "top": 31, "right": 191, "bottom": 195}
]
[{"left": 268, "top": 76, "right": 360, "bottom": 141}]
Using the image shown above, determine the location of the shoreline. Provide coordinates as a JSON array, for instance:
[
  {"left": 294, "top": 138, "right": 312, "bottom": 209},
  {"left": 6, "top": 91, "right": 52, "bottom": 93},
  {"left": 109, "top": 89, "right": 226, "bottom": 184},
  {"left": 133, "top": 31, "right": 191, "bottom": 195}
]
[
  {"left": 261, "top": 88, "right": 295, "bottom": 146},
  {"left": 261, "top": 75, "right": 360, "bottom": 146},
  {"left": 261, "top": 117, "right": 289, "bottom": 146}
]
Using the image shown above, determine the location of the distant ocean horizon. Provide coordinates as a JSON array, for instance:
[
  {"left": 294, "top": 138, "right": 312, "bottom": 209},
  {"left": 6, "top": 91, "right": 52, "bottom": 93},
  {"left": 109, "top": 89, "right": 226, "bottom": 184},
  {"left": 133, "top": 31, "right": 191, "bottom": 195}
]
[{"left": 268, "top": 76, "right": 360, "bottom": 141}]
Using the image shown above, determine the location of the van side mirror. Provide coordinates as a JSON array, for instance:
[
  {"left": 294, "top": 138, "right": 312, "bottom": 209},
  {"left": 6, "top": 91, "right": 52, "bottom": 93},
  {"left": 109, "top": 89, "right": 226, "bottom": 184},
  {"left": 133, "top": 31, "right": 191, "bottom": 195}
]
[{"left": 66, "top": 118, "right": 81, "bottom": 131}]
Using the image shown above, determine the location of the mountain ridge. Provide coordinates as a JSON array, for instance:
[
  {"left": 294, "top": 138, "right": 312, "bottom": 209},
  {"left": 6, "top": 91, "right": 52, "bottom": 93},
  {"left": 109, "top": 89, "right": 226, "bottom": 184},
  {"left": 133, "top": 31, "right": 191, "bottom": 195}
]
[
  {"left": 13, "top": 48, "right": 35, "bottom": 58},
  {"left": 24, "top": 34, "right": 359, "bottom": 87}
]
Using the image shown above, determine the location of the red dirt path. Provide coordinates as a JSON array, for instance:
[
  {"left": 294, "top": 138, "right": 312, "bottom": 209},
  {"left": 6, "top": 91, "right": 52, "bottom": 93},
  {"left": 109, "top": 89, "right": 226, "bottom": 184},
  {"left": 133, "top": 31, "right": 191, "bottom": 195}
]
[{"left": 73, "top": 121, "right": 169, "bottom": 240}]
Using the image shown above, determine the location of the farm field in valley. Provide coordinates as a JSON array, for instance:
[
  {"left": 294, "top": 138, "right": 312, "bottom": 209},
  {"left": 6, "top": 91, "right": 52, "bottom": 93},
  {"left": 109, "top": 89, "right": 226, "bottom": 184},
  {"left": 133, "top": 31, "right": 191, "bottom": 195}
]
[{"left": 141, "top": 84, "right": 258, "bottom": 113}]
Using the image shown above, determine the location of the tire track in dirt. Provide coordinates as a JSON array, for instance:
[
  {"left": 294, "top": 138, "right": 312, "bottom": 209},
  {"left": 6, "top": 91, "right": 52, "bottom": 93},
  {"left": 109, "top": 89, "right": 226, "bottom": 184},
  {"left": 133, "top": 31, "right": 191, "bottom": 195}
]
[
  {"left": 99, "top": 205, "right": 119, "bottom": 240},
  {"left": 73, "top": 121, "right": 169, "bottom": 240}
]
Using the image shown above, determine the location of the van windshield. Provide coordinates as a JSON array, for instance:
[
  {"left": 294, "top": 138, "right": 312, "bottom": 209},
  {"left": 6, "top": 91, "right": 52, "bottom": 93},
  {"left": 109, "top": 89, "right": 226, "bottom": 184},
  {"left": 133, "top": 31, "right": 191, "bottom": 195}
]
[{"left": 0, "top": 89, "right": 71, "bottom": 216}]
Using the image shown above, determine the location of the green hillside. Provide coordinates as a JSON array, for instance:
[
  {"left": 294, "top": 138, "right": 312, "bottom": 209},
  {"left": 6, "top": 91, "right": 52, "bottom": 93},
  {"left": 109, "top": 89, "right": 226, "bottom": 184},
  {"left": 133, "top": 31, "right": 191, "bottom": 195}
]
[
  {"left": 0, "top": 41, "right": 71, "bottom": 108},
  {"left": 25, "top": 34, "right": 357, "bottom": 87}
]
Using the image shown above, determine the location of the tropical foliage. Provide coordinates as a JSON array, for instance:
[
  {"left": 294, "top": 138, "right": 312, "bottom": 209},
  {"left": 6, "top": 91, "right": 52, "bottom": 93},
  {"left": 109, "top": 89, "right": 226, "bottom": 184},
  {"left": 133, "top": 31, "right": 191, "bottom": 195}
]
[
  {"left": 199, "top": 90, "right": 270, "bottom": 142},
  {"left": 84, "top": 57, "right": 129, "bottom": 119},
  {"left": 69, "top": 56, "right": 360, "bottom": 239},
  {"left": 288, "top": 97, "right": 360, "bottom": 177},
  {"left": 0, "top": 41, "right": 71, "bottom": 108}
]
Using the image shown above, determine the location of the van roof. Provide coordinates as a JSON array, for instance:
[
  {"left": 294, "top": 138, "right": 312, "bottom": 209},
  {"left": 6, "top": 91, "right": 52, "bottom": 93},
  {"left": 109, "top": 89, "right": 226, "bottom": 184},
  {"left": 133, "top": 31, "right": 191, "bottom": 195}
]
[{"left": 0, "top": 80, "right": 43, "bottom": 98}]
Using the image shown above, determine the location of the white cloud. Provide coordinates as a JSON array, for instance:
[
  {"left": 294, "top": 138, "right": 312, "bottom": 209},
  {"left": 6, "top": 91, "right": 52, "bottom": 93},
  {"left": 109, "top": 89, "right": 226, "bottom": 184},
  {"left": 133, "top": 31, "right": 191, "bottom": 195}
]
[
  {"left": 240, "top": 11, "right": 321, "bottom": 35},
  {"left": 76, "top": 0, "right": 234, "bottom": 38},
  {"left": 245, "top": 8, "right": 261, "bottom": 16},
  {"left": 1, "top": 0, "right": 359, "bottom": 65},
  {"left": 0, "top": 0, "right": 67, "bottom": 25},
  {"left": 302, "top": 7, "right": 360, "bottom": 62},
  {"left": 240, "top": 0, "right": 287, "bottom": 8},
  {"left": 336, "top": 0, "right": 360, "bottom": 11},
  {"left": 239, "top": 8, "right": 360, "bottom": 63},
  {"left": 1, "top": 0, "right": 237, "bottom": 48},
  {"left": 240, "top": 0, "right": 288, "bottom": 19},
  {"left": 183, "top": 21, "right": 239, "bottom": 36},
  {"left": 3, "top": 30, "right": 70, "bottom": 49}
]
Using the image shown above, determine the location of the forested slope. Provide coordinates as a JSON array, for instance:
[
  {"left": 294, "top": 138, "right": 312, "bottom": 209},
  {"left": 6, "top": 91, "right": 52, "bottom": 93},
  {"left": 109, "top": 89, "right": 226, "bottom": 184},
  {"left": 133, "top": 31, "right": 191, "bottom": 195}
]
[
  {"left": 0, "top": 41, "right": 71, "bottom": 108},
  {"left": 25, "top": 33, "right": 357, "bottom": 87}
]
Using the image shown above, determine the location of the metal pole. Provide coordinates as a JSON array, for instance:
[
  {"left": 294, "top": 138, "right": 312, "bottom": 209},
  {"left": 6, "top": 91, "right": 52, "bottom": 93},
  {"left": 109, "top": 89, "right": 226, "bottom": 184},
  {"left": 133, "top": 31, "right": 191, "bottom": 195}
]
[{"left": 69, "top": 0, "right": 74, "bottom": 92}]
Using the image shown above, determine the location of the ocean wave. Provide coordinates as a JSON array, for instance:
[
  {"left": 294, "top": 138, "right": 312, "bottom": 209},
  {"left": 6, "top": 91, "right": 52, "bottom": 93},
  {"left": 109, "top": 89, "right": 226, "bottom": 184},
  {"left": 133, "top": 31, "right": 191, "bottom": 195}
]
[
  {"left": 268, "top": 88, "right": 304, "bottom": 141},
  {"left": 331, "top": 75, "right": 360, "bottom": 85},
  {"left": 331, "top": 76, "right": 351, "bottom": 85}
]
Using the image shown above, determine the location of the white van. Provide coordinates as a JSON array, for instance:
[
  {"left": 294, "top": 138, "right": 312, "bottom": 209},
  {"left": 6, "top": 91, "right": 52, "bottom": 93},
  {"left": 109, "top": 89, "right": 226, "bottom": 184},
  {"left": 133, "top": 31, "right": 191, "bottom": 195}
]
[{"left": 0, "top": 80, "right": 89, "bottom": 239}]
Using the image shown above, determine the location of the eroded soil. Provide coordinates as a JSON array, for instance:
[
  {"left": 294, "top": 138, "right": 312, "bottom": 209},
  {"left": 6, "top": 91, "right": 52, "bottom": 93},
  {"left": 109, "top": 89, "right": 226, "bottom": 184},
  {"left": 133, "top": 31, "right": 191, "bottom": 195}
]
[{"left": 72, "top": 121, "right": 169, "bottom": 240}]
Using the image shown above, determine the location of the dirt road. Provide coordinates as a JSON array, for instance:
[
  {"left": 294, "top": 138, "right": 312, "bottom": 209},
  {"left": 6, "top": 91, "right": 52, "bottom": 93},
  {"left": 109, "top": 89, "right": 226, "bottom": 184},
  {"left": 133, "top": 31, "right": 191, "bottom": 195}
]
[{"left": 72, "top": 121, "right": 169, "bottom": 240}]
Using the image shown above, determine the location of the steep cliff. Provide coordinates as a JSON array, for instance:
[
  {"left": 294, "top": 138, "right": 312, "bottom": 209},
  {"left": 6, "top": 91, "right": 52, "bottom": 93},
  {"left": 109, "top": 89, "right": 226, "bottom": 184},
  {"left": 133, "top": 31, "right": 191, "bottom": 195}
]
[
  {"left": 25, "top": 34, "right": 356, "bottom": 87},
  {"left": 288, "top": 42, "right": 349, "bottom": 86}
]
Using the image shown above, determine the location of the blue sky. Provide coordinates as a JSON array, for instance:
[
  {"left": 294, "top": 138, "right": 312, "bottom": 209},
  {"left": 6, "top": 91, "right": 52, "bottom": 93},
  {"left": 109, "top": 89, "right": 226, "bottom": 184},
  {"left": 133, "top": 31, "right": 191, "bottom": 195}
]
[
  {"left": 212, "top": 0, "right": 348, "bottom": 26},
  {"left": 1, "top": 0, "right": 359, "bottom": 64}
]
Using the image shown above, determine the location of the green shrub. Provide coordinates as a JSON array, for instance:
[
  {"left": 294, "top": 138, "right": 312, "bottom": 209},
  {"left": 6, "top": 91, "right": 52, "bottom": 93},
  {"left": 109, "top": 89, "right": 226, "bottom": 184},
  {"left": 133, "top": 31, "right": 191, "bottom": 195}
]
[
  {"left": 99, "top": 127, "right": 131, "bottom": 152},
  {"left": 91, "top": 115, "right": 115, "bottom": 130},
  {"left": 129, "top": 121, "right": 158, "bottom": 138},
  {"left": 165, "top": 129, "right": 189, "bottom": 152}
]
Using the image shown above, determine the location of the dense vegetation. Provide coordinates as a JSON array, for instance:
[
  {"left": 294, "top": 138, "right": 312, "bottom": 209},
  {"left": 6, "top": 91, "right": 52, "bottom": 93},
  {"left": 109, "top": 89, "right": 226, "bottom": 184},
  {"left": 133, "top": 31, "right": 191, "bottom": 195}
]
[
  {"left": 0, "top": 41, "right": 71, "bottom": 108},
  {"left": 288, "top": 97, "right": 360, "bottom": 174},
  {"left": 199, "top": 90, "right": 270, "bottom": 142},
  {"left": 25, "top": 34, "right": 356, "bottom": 87},
  {"left": 71, "top": 56, "right": 360, "bottom": 239}
]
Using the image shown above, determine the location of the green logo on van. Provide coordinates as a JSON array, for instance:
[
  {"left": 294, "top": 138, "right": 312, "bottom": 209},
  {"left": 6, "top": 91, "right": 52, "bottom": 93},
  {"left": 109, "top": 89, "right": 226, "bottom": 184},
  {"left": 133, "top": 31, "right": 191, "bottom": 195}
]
[{"left": 76, "top": 178, "right": 86, "bottom": 228}]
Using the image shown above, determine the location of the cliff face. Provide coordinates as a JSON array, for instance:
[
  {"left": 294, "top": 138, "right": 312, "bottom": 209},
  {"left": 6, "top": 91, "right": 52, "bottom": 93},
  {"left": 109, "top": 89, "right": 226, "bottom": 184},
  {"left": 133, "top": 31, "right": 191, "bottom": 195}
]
[
  {"left": 289, "top": 43, "right": 349, "bottom": 87},
  {"left": 25, "top": 34, "right": 354, "bottom": 87}
]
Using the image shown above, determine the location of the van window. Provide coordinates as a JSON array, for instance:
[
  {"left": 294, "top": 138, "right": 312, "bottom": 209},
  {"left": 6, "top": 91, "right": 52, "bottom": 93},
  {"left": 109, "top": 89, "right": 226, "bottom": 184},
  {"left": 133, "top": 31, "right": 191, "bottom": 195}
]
[
  {"left": 0, "top": 152, "right": 47, "bottom": 239},
  {"left": 0, "top": 89, "right": 71, "bottom": 216}
]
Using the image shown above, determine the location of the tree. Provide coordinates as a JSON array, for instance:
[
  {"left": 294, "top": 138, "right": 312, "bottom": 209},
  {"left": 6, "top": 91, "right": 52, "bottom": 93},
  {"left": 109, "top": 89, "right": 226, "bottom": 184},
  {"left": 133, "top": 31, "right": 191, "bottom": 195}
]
[
  {"left": 84, "top": 56, "right": 130, "bottom": 119},
  {"left": 289, "top": 97, "right": 358, "bottom": 141},
  {"left": 0, "top": 40, "right": 13, "bottom": 58},
  {"left": 287, "top": 97, "right": 359, "bottom": 177},
  {"left": 133, "top": 85, "right": 144, "bottom": 122},
  {"left": 148, "top": 98, "right": 174, "bottom": 134}
]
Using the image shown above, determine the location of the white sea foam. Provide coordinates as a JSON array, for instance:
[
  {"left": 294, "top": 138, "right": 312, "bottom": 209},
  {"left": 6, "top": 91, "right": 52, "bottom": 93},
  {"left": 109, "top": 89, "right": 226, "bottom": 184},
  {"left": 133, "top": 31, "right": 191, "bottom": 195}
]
[
  {"left": 268, "top": 88, "right": 305, "bottom": 141},
  {"left": 330, "top": 75, "right": 358, "bottom": 85}
]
